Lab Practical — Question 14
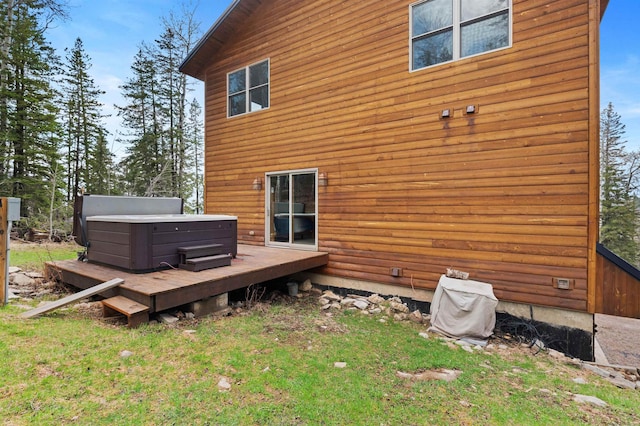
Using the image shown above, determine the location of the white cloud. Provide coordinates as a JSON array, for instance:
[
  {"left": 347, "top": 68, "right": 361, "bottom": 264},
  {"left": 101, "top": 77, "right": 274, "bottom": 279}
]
[{"left": 601, "top": 55, "right": 640, "bottom": 151}]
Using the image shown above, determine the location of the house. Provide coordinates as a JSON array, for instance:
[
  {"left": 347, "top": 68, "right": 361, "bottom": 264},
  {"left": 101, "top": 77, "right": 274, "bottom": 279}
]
[{"left": 181, "top": 0, "right": 612, "bottom": 359}]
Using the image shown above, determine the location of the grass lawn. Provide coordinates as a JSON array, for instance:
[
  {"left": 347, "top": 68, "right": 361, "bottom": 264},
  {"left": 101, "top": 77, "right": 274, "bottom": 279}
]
[
  {"left": 9, "top": 241, "right": 79, "bottom": 271},
  {"left": 1, "top": 299, "right": 639, "bottom": 425},
  {"left": 2, "top": 244, "right": 639, "bottom": 425}
]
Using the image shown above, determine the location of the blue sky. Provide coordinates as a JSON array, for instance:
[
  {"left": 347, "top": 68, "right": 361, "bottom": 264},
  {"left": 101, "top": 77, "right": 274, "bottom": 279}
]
[
  {"left": 48, "top": 0, "right": 228, "bottom": 158},
  {"left": 47, "top": 0, "right": 640, "bottom": 154},
  {"left": 600, "top": 0, "right": 640, "bottom": 150}
]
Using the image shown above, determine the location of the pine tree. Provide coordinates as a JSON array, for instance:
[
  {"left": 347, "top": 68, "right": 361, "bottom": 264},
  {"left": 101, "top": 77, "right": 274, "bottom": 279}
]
[
  {"left": 600, "top": 102, "right": 640, "bottom": 265},
  {"left": 1, "top": 0, "right": 65, "bottom": 181},
  {"left": 118, "top": 3, "right": 201, "bottom": 199},
  {"left": 0, "top": 1, "right": 64, "bottom": 217},
  {"left": 117, "top": 45, "right": 167, "bottom": 196},
  {"left": 61, "top": 37, "right": 111, "bottom": 200},
  {"left": 90, "top": 129, "right": 118, "bottom": 195},
  {"left": 184, "top": 98, "right": 203, "bottom": 213},
  {"left": 157, "top": 3, "right": 201, "bottom": 200},
  {"left": 155, "top": 27, "right": 180, "bottom": 195}
]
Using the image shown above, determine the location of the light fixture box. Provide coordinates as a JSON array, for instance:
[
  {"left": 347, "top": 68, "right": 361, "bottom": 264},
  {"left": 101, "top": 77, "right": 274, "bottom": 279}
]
[
  {"left": 252, "top": 177, "right": 262, "bottom": 191},
  {"left": 552, "top": 277, "right": 574, "bottom": 290}
]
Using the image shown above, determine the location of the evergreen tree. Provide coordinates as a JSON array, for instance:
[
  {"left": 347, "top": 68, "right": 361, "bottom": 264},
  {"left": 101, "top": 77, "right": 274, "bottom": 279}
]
[
  {"left": 158, "top": 3, "right": 201, "bottom": 199},
  {"left": 118, "top": 2, "right": 201, "bottom": 199},
  {"left": 61, "top": 37, "right": 111, "bottom": 200},
  {"left": 91, "top": 129, "right": 118, "bottom": 195},
  {"left": 184, "top": 98, "right": 203, "bottom": 213},
  {"left": 0, "top": 1, "right": 64, "bottom": 217},
  {"left": 155, "top": 27, "right": 180, "bottom": 195},
  {"left": 117, "top": 45, "right": 167, "bottom": 196},
  {"left": 1, "top": 1, "right": 66, "bottom": 183},
  {"left": 600, "top": 102, "right": 640, "bottom": 265}
]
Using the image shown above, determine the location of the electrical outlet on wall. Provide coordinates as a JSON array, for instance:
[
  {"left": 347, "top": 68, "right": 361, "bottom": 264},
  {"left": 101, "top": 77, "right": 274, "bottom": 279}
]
[{"left": 390, "top": 267, "right": 403, "bottom": 278}]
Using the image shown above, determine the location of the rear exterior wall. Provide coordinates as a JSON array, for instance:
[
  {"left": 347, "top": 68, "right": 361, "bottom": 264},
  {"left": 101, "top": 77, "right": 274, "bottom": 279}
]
[{"left": 202, "top": 0, "right": 597, "bottom": 312}]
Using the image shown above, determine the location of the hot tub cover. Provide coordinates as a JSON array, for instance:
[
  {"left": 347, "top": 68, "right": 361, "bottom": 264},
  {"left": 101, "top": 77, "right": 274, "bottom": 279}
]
[
  {"left": 429, "top": 275, "right": 498, "bottom": 340},
  {"left": 73, "top": 195, "right": 184, "bottom": 246},
  {"left": 86, "top": 214, "right": 237, "bottom": 223}
]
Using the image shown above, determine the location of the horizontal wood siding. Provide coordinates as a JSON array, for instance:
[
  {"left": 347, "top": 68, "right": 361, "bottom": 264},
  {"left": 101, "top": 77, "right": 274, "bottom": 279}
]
[{"left": 201, "top": 0, "right": 594, "bottom": 311}]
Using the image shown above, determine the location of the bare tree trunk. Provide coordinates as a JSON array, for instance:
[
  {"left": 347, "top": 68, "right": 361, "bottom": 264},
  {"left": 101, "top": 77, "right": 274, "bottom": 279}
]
[{"left": 49, "top": 162, "right": 58, "bottom": 240}]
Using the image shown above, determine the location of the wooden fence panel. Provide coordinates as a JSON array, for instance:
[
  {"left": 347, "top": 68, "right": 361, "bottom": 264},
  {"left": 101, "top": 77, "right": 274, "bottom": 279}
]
[{"left": 595, "top": 243, "right": 640, "bottom": 318}]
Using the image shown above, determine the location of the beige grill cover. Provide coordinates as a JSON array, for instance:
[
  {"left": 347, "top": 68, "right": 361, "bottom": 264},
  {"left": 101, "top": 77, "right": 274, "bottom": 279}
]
[{"left": 430, "top": 275, "right": 498, "bottom": 339}]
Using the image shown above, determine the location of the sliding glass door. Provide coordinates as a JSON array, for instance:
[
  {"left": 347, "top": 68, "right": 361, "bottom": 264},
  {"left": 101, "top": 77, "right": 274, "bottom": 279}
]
[{"left": 266, "top": 169, "right": 317, "bottom": 249}]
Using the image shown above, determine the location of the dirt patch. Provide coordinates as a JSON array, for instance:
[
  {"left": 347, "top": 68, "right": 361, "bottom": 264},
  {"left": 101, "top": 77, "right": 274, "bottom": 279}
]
[
  {"left": 396, "top": 368, "right": 462, "bottom": 382},
  {"left": 72, "top": 301, "right": 105, "bottom": 319}
]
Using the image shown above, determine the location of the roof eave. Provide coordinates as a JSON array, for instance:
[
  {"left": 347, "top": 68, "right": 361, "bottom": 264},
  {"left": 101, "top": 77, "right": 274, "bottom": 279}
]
[
  {"left": 179, "top": 0, "right": 242, "bottom": 81},
  {"left": 600, "top": 0, "right": 610, "bottom": 21}
]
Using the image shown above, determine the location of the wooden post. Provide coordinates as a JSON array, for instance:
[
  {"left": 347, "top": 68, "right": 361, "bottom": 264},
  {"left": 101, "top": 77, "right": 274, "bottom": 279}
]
[
  {"left": 0, "top": 197, "right": 8, "bottom": 305},
  {"left": 586, "top": 0, "right": 601, "bottom": 314}
]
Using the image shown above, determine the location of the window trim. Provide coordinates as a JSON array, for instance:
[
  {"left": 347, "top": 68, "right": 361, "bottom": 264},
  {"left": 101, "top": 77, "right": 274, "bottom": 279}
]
[
  {"left": 409, "top": 0, "right": 512, "bottom": 72},
  {"left": 227, "top": 58, "right": 270, "bottom": 118},
  {"left": 265, "top": 168, "right": 318, "bottom": 252}
]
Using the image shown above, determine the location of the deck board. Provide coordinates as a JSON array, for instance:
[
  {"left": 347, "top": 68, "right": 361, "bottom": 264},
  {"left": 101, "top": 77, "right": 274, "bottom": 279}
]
[{"left": 45, "top": 245, "right": 328, "bottom": 314}]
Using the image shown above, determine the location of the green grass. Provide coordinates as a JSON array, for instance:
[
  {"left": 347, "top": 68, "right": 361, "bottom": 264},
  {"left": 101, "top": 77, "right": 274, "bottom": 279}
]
[
  {"left": 1, "top": 301, "right": 639, "bottom": 425},
  {"left": 9, "top": 242, "right": 79, "bottom": 271},
  {"left": 3, "top": 244, "right": 639, "bottom": 425}
]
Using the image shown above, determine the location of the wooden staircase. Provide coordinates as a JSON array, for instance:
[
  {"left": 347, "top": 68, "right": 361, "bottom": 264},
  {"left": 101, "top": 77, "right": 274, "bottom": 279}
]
[{"left": 177, "top": 244, "right": 232, "bottom": 272}]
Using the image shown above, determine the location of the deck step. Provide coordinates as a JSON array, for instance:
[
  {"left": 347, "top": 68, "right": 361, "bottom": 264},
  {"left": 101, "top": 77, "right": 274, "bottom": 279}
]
[
  {"left": 102, "top": 295, "right": 149, "bottom": 328},
  {"left": 177, "top": 243, "right": 224, "bottom": 260},
  {"left": 179, "top": 254, "right": 232, "bottom": 272}
]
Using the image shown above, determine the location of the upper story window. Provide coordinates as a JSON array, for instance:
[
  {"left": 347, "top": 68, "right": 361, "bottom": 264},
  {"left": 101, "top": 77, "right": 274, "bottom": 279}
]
[
  {"left": 410, "top": 0, "right": 511, "bottom": 71},
  {"left": 227, "top": 59, "right": 269, "bottom": 117}
]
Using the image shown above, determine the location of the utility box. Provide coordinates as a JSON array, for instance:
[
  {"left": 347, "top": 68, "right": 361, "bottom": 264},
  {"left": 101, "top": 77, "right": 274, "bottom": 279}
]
[
  {"left": 2, "top": 197, "right": 21, "bottom": 305},
  {"left": 7, "top": 197, "right": 21, "bottom": 221}
]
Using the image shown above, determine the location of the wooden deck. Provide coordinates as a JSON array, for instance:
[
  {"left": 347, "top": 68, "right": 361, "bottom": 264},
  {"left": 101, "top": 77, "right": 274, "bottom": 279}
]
[{"left": 45, "top": 244, "right": 328, "bottom": 315}]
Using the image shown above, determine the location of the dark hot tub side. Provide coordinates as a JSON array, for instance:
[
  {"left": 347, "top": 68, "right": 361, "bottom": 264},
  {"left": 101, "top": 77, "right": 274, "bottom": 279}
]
[
  {"left": 86, "top": 214, "right": 237, "bottom": 273},
  {"left": 73, "top": 195, "right": 237, "bottom": 273}
]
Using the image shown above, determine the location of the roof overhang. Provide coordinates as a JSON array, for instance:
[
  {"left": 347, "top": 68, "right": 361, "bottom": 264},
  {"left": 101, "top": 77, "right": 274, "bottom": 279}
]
[
  {"left": 600, "top": 0, "right": 609, "bottom": 21},
  {"left": 180, "top": 0, "right": 262, "bottom": 81}
]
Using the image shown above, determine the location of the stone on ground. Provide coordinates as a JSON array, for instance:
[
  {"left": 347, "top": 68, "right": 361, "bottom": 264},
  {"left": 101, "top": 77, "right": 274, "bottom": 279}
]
[
  {"left": 218, "top": 377, "right": 232, "bottom": 392},
  {"left": 573, "top": 394, "right": 607, "bottom": 407}
]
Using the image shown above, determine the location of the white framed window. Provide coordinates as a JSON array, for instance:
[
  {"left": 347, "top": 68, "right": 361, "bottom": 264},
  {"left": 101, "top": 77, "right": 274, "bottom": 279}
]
[
  {"left": 227, "top": 59, "right": 270, "bottom": 117},
  {"left": 410, "top": 0, "right": 511, "bottom": 71}
]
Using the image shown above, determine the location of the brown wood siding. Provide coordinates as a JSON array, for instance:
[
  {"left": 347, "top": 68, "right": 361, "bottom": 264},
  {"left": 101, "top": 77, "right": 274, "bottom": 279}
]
[
  {"left": 596, "top": 252, "right": 640, "bottom": 318},
  {"left": 200, "top": 0, "right": 598, "bottom": 312}
]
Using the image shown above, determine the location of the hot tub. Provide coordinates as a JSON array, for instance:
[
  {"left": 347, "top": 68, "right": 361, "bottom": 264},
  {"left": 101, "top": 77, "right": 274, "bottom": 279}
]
[{"left": 86, "top": 214, "right": 237, "bottom": 272}]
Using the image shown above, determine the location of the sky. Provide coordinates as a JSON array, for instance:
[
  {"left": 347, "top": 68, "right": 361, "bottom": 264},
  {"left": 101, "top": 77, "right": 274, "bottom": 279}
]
[
  {"left": 47, "top": 0, "right": 229, "bottom": 158},
  {"left": 46, "top": 0, "right": 640, "bottom": 155},
  {"left": 600, "top": 1, "right": 640, "bottom": 151}
]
